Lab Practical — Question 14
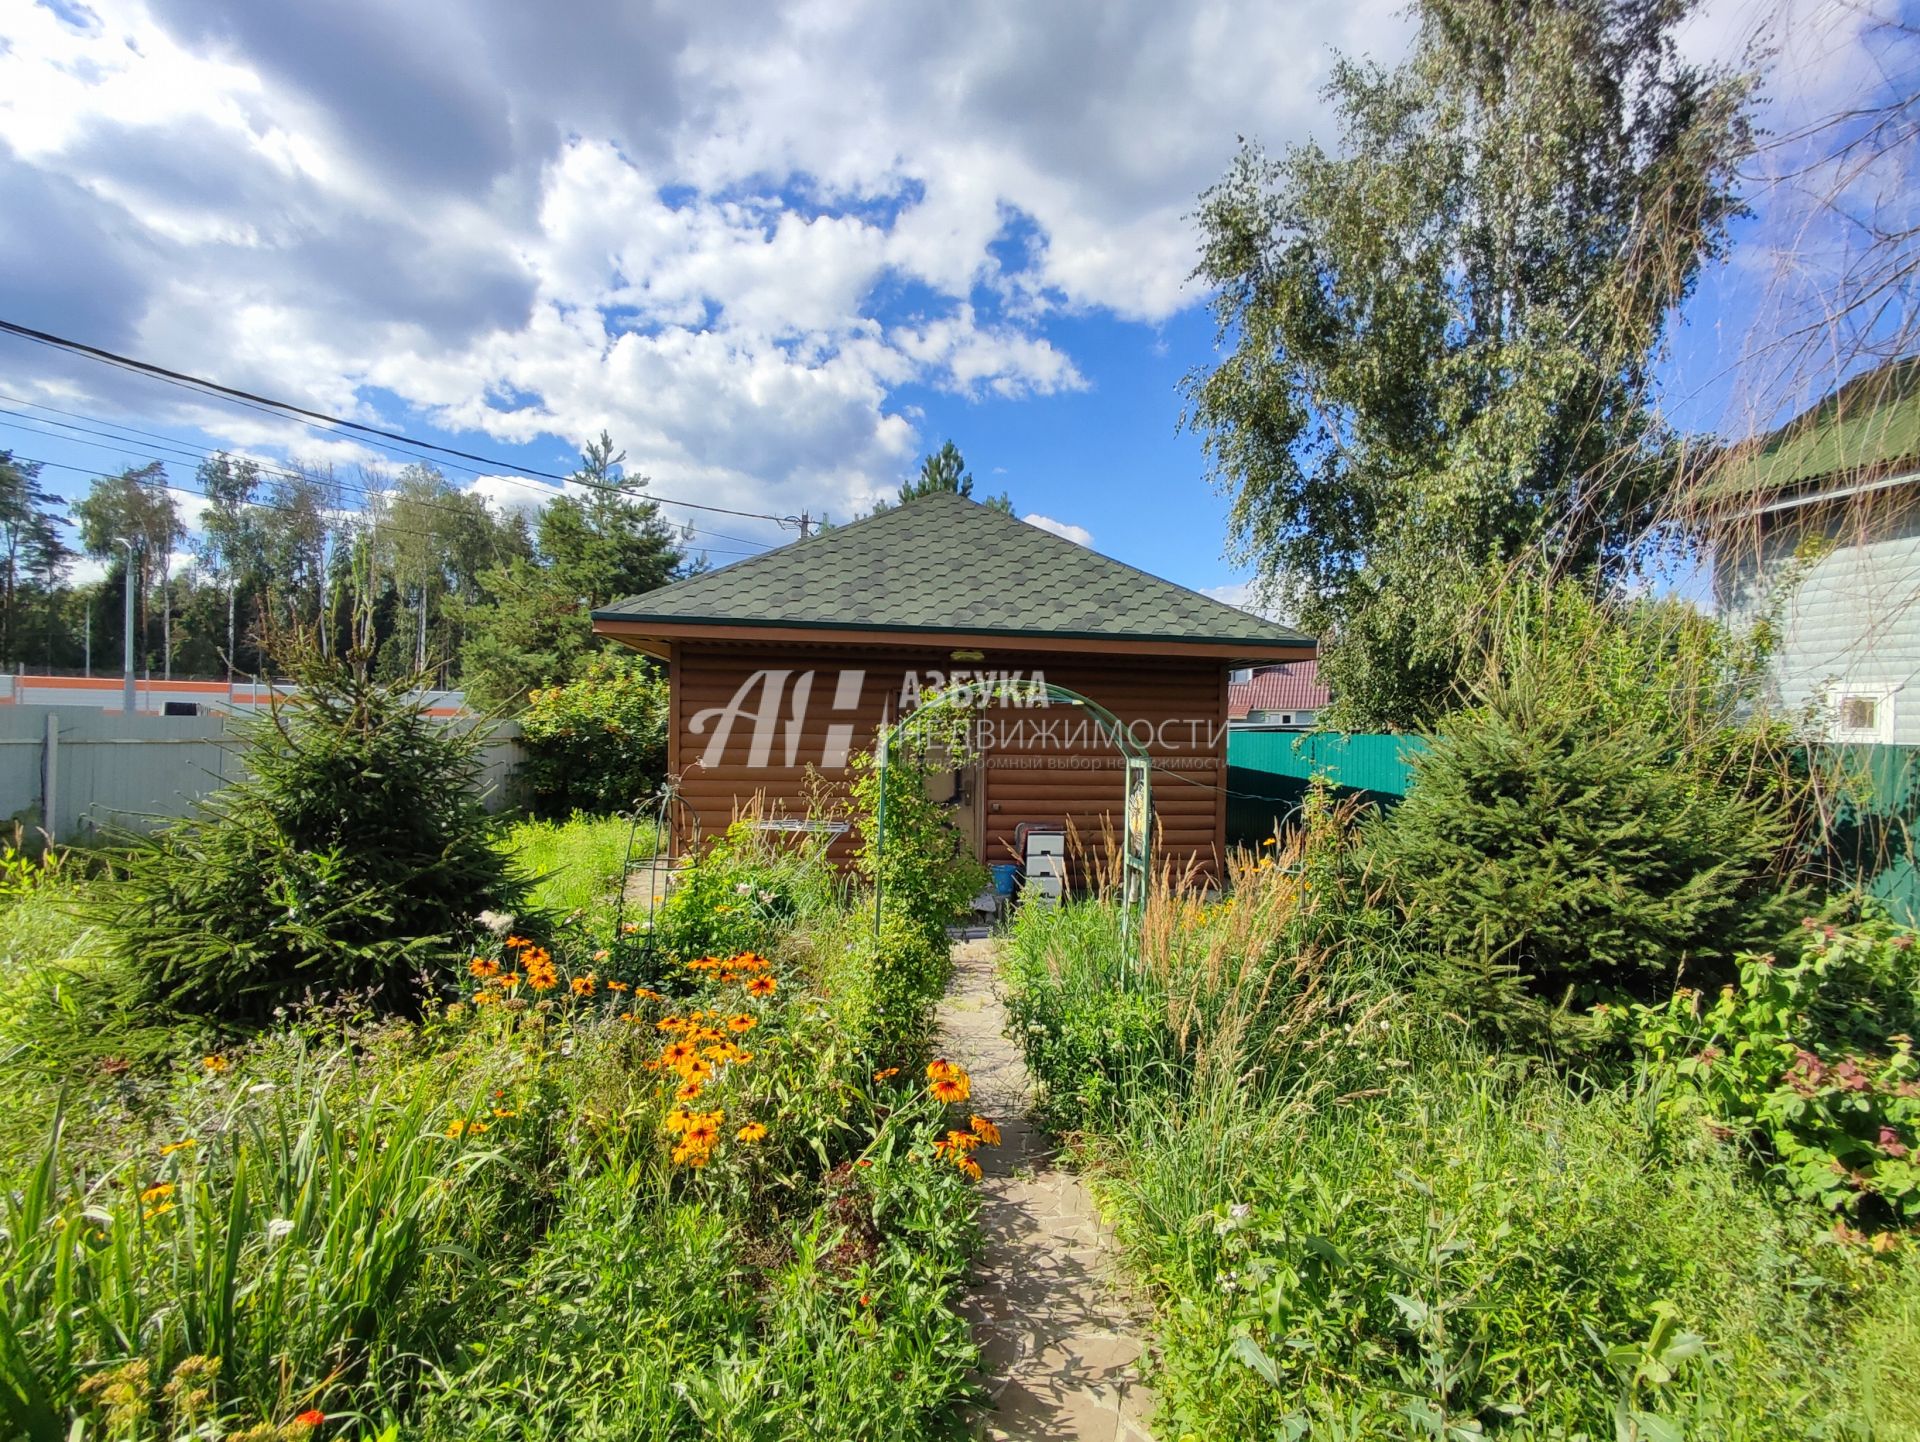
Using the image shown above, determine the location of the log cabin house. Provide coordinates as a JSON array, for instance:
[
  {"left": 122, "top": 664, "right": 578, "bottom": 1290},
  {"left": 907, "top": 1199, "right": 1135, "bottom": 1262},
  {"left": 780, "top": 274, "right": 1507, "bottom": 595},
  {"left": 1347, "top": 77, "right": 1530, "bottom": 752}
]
[{"left": 591, "top": 492, "right": 1314, "bottom": 874}]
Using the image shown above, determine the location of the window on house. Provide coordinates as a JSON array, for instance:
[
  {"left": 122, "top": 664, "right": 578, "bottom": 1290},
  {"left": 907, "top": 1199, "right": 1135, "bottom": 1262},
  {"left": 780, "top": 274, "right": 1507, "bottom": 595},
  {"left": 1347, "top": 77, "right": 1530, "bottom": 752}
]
[
  {"left": 1841, "top": 695, "right": 1879, "bottom": 732},
  {"left": 1834, "top": 688, "right": 1897, "bottom": 742}
]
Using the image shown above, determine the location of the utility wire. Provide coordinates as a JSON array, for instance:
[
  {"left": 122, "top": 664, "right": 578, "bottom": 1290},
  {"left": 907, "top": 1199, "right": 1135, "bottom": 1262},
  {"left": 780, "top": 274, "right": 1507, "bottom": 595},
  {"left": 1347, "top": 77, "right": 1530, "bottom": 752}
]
[
  {"left": 2, "top": 453, "right": 768, "bottom": 561},
  {"left": 0, "top": 389, "right": 782, "bottom": 550},
  {"left": 0, "top": 417, "right": 774, "bottom": 558},
  {"left": 0, "top": 318, "right": 812, "bottom": 530}
]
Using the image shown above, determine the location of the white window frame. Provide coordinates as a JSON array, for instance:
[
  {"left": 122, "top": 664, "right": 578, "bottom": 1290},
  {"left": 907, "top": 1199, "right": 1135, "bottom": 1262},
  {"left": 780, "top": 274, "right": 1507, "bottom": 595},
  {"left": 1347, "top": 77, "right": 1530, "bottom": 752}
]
[{"left": 1830, "top": 682, "right": 1900, "bottom": 744}]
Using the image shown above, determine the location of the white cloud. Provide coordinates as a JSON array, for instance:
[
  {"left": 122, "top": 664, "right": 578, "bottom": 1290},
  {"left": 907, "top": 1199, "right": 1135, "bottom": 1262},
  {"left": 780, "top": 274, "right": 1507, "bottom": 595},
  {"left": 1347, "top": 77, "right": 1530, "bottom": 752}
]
[
  {"left": 0, "top": 0, "right": 1418, "bottom": 516},
  {"left": 6, "top": 0, "right": 1889, "bottom": 531},
  {"left": 1202, "top": 578, "right": 1294, "bottom": 624},
  {"left": 1022, "top": 513, "right": 1093, "bottom": 546}
]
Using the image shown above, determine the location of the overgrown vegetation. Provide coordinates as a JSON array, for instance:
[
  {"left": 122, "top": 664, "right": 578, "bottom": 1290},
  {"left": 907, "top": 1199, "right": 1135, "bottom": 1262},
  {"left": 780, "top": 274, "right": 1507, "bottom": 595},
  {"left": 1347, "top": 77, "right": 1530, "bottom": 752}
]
[
  {"left": 0, "top": 659, "right": 997, "bottom": 1440},
  {"left": 95, "top": 649, "right": 520, "bottom": 1024},
  {"left": 517, "top": 652, "right": 670, "bottom": 816},
  {"left": 1003, "top": 803, "right": 1920, "bottom": 1440}
]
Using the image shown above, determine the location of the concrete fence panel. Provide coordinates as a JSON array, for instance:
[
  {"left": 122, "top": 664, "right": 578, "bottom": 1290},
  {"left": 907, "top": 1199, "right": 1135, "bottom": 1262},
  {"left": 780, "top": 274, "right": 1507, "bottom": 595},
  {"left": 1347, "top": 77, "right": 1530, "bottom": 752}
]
[{"left": 0, "top": 707, "right": 525, "bottom": 843}]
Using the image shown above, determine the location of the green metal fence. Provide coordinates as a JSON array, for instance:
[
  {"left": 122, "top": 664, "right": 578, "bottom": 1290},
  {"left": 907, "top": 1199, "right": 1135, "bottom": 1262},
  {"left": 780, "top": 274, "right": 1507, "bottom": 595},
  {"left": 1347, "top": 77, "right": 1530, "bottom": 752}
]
[
  {"left": 1225, "top": 730, "right": 1423, "bottom": 845},
  {"left": 1225, "top": 727, "right": 1920, "bottom": 925}
]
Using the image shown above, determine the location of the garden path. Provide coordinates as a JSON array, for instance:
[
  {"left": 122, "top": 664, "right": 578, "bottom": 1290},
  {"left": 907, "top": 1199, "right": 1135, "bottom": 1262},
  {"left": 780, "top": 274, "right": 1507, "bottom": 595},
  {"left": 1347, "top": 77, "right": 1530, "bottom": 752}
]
[{"left": 938, "top": 938, "right": 1155, "bottom": 1442}]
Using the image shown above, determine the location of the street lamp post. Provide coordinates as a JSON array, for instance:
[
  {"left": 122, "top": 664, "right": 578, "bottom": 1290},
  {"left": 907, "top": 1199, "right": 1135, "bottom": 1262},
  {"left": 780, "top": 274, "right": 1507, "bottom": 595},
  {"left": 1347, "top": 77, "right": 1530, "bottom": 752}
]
[{"left": 112, "top": 538, "right": 136, "bottom": 716}]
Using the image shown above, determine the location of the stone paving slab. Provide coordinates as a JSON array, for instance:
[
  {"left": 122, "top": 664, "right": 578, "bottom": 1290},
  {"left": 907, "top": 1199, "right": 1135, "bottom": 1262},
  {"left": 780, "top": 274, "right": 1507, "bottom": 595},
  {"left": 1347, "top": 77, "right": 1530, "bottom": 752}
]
[{"left": 938, "top": 939, "right": 1155, "bottom": 1441}]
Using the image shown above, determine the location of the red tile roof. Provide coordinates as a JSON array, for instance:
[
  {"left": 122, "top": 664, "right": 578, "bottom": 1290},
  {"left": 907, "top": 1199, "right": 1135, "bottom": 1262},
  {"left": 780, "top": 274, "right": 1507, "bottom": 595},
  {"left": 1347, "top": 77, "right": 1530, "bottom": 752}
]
[{"left": 1229, "top": 660, "right": 1328, "bottom": 720}]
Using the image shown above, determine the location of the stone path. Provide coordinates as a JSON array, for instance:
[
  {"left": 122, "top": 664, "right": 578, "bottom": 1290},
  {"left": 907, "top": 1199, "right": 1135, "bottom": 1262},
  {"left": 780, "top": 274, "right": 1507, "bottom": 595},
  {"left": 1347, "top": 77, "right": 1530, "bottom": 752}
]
[{"left": 938, "top": 938, "right": 1155, "bottom": 1441}]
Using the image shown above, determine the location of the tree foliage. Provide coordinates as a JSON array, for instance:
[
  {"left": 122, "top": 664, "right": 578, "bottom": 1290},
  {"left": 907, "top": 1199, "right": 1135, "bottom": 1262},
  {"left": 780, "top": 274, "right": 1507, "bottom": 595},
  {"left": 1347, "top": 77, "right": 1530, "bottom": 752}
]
[
  {"left": 0, "top": 452, "right": 70, "bottom": 668},
  {"left": 458, "top": 433, "right": 682, "bottom": 709},
  {"left": 518, "top": 652, "right": 670, "bottom": 817},
  {"left": 881, "top": 440, "right": 1013, "bottom": 515},
  {"left": 1186, "top": 0, "right": 1756, "bottom": 727},
  {"left": 1370, "top": 579, "right": 1809, "bottom": 1032},
  {"left": 99, "top": 647, "right": 522, "bottom": 1023}
]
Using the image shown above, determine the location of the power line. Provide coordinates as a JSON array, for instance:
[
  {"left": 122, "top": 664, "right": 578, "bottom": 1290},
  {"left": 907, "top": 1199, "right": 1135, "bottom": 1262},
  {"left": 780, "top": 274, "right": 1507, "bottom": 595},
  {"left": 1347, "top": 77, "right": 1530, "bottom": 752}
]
[
  {"left": 3, "top": 453, "right": 768, "bottom": 566},
  {"left": 0, "top": 417, "right": 773, "bottom": 558},
  {"left": 0, "top": 388, "right": 783, "bottom": 551},
  {"left": 0, "top": 318, "right": 810, "bottom": 530}
]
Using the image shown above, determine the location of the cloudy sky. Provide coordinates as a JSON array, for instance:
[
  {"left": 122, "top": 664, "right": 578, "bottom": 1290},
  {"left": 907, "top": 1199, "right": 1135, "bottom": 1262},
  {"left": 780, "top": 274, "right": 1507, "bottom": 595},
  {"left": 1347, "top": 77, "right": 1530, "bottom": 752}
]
[{"left": 0, "top": 0, "right": 1906, "bottom": 600}]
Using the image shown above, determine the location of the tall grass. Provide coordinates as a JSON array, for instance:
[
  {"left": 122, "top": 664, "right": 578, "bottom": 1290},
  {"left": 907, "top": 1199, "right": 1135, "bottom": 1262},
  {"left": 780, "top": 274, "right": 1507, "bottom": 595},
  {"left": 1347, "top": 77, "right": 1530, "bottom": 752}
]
[
  {"left": 1000, "top": 810, "right": 1920, "bottom": 1440},
  {"left": 0, "top": 1048, "right": 504, "bottom": 1439},
  {"left": 0, "top": 811, "right": 987, "bottom": 1440},
  {"left": 503, "top": 812, "right": 654, "bottom": 916}
]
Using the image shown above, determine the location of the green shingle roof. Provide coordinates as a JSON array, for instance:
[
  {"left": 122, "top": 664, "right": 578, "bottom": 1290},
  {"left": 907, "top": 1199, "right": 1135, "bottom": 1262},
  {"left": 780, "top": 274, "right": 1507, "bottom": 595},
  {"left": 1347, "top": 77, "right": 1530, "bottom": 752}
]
[
  {"left": 1711, "top": 357, "right": 1920, "bottom": 503},
  {"left": 594, "top": 492, "right": 1312, "bottom": 650}
]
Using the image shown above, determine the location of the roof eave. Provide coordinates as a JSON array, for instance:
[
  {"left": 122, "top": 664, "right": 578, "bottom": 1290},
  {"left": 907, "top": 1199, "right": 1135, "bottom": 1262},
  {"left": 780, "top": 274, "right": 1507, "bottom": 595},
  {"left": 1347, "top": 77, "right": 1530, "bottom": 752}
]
[{"left": 591, "top": 613, "right": 1315, "bottom": 664}]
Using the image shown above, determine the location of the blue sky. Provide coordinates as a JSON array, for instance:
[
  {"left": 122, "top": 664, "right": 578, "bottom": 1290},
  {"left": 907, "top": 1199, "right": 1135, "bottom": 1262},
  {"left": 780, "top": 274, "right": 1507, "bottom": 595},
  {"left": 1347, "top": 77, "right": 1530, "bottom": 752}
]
[{"left": 0, "top": 0, "right": 1907, "bottom": 606}]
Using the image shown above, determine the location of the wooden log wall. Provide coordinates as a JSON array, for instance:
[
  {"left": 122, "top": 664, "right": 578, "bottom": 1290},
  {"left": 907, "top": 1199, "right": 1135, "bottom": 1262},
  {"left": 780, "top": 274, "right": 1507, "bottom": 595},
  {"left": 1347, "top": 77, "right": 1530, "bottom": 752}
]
[{"left": 665, "top": 641, "right": 1227, "bottom": 874}]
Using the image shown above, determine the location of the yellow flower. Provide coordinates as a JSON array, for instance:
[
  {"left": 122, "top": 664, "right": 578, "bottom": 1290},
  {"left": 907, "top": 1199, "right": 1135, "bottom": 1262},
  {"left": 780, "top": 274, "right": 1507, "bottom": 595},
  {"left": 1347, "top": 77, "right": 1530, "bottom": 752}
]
[
  {"left": 969, "top": 1116, "right": 1002, "bottom": 1147},
  {"left": 469, "top": 956, "right": 500, "bottom": 979},
  {"left": 873, "top": 1066, "right": 900, "bottom": 1082},
  {"left": 661, "top": 1040, "right": 698, "bottom": 1068},
  {"left": 570, "top": 974, "right": 596, "bottom": 997},
  {"left": 955, "top": 1156, "right": 983, "bottom": 1182},
  {"left": 144, "top": 1200, "right": 176, "bottom": 1220},
  {"left": 671, "top": 1140, "right": 711, "bottom": 1167},
  {"left": 444, "top": 1119, "right": 490, "bottom": 1139},
  {"left": 735, "top": 1121, "right": 768, "bottom": 1143},
  {"left": 201, "top": 1055, "right": 230, "bottom": 1075},
  {"left": 675, "top": 1081, "right": 704, "bottom": 1103},
  {"left": 159, "top": 1138, "right": 197, "bottom": 1157},
  {"left": 745, "top": 975, "right": 777, "bottom": 998},
  {"left": 492, "top": 1107, "right": 518, "bottom": 1119},
  {"left": 727, "top": 1013, "right": 758, "bottom": 1033},
  {"left": 931, "top": 1072, "right": 971, "bottom": 1105},
  {"left": 140, "top": 1182, "right": 175, "bottom": 1205}
]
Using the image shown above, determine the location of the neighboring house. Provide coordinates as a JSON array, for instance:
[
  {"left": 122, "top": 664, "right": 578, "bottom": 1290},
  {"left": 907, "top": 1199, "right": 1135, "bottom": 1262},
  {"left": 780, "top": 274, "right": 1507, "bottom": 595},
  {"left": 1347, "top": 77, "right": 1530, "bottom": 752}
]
[
  {"left": 592, "top": 492, "right": 1314, "bottom": 873},
  {"left": 1228, "top": 659, "right": 1328, "bottom": 731},
  {"left": 1712, "top": 358, "right": 1920, "bottom": 744}
]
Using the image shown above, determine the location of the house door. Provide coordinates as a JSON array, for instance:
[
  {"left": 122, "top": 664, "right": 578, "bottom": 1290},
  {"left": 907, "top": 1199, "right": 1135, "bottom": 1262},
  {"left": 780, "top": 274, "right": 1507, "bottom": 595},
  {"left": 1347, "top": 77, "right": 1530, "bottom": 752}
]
[{"left": 923, "top": 743, "right": 987, "bottom": 862}]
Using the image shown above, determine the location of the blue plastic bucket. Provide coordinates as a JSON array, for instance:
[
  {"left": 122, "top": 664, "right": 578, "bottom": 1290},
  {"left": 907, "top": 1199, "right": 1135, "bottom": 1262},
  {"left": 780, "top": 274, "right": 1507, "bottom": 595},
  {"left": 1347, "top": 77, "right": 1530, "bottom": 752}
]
[{"left": 990, "top": 862, "right": 1020, "bottom": 896}]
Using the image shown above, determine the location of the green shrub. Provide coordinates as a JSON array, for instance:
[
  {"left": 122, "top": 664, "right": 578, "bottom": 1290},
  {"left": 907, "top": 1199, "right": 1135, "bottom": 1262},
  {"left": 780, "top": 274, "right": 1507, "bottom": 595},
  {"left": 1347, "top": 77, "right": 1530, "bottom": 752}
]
[
  {"left": 1624, "top": 917, "right": 1920, "bottom": 1223},
  {"left": 518, "top": 653, "right": 668, "bottom": 817},
  {"left": 1371, "top": 581, "right": 1807, "bottom": 1025},
  {"left": 98, "top": 653, "right": 522, "bottom": 1024},
  {"left": 848, "top": 723, "right": 986, "bottom": 947},
  {"left": 817, "top": 911, "right": 953, "bottom": 1063},
  {"left": 648, "top": 820, "right": 802, "bottom": 967},
  {"left": 1001, "top": 900, "right": 1177, "bottom": 1131}
]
